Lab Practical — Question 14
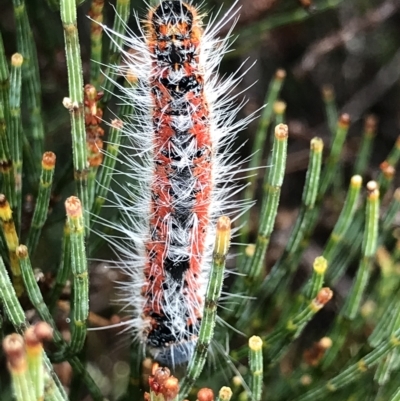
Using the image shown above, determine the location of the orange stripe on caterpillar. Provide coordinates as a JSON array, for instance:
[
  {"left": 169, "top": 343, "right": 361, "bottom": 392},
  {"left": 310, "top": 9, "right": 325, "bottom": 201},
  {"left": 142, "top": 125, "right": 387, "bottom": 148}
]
[{"left": 143, "top": 1, "right": 212, "bottom": 363}]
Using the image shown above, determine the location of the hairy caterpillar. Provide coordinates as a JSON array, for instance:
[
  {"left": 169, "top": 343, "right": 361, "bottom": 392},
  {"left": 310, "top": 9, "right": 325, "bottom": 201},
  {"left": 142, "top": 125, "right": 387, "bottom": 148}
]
[{"left": 102, "top": 0, "right": 254, "bottom": 366}]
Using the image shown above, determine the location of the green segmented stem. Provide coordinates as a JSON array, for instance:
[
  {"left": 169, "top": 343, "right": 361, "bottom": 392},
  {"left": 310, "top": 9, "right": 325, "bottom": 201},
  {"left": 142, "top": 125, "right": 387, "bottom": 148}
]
[
  {"left": 389, "top": 381, "right": 400, "bottom": 401},
  {"left": 9, "top": 53, "right": 23, "bottom": 229},
  {"left": 319, "top": 114, "right": 350, "bottom": 196},
  {"left": 384, "top": 135, "right": 400, "bottom": 167},
  {"left": 16, "top": 244, "right": 104, "bottom": 401},
  {"left": 0, "top": 34, "right": 10, "bottom": 130},
  {"left": 353, "top": 115, "right": 377, "bottom": 176},
  {"left": 60, "top": 0, "right": 89, "bottom": 235},
  {"left": 26, "top": 152, "right": 56, "bottom": 256},
  {"left": 0, "top": 253, "right": 68, "bottom": 400},
  {"left": 99, "top": 0, "right": 131, "bottom": 108},
  {"left": 17, "top": 245, "right": 64, "bottom": 345},
  {"left": 89, "top": 0, "right": 104, "bottom": 89},
  {"left": 11, "top": 0, "right": 44, "bottom": 162},
  {"left": 66, "top": 196, "right": 88, "bottom": 354},
  {"left": 303, "top": 256, "right": 328, "bottom": 301},
  {"left": 49, "top": 222, "right": 71, "bottom": 312},
  {"left": 323, "top": 182, "right": 380, "bottom": 368},
  {"left": 239, "top": 69, "right": 286, "bottom": 245},
  {"left": 369, "top": 296, "right": 400, "bottom": 347},
  {"left": 382, "top": 188, "right": 400, "bottom": 234},
  {"left": 0, "top": 255, "right": 26, "bottom": 332},
  {"left": 91, "top": 102, "right": 133, "bottom": 218},
  {"left": 273, "top": 100, "right": 286, "bottom": 127},
  {"left": 0, "top": 194, "right": 23, "bottom": 296},
  {"left": 375, "top": 347, "right": 400, "bottom": 385},
  {"left": 242, "top": 124, "right": 289, "bottom": 285},
  {"left": 249, "top": 336, "right": 263, "bottom": 401},
  {"left": 264, "top": 287, "right": 333, "bottom": 366},
  {"left": 257, "top": 137, "right": 323, "bottom": 299},
  {"left": 3, "top": 334, "right": 36, "bottom": 401},
  {"left": 25, "top": 325, "right": 51, "bottom": 401},
  {"left": 342, "top": 181, "right": 380, "bottom": 319},
  {"left": 322, "top": 85, "right": 338, "bottom": 135},
  {"left": 325, "top": 175, "right": 363, "bottom": 284},
  {"left": 377, "top": 136, "right": 400, "bottom": 198},
  {"left": 179, "top": 216, "right": 231, "bottom": 400},
  {"left": 0, "top": 103, "right": 15, "bottom": 208},
  {"left": 296, "top": 335, "right": 400, "bottom": 401}
]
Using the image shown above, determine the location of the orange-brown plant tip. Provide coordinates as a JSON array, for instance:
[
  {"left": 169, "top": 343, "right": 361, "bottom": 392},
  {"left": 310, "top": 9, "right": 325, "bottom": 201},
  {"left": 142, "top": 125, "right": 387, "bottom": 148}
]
[
  {"left": 275, "top": 68, "right": 286, "bottom": 80},
  {"left": 163, "top": 377, "right": 179, "bottom": 401},
  {"left": 217, "top": 216, "right": 231, "bottom": 232},
  {"left": 316, "top": 287, "right": 333, "bottom": 305},
  {"left": 65, "top": 196, "right": 82, "bottom": 218},
  {"left": 3, "top": 334, "right": 24, "bottom": 356},
  {"left": 153, "top": 366, "right": 170, "bottom": 384},
  {"left": 197, "top": 387, "right": 214, "bottom": 401},
  {"left": 364, "top": 115, "right": 378, "bottom": 133},
  {"left": 16, "top": 245, "right": 28, "bottom": 259},
  {"left": 24, "top": 327, "right": 40, "bottom": 349},
  {"left": 339, "top": 113, "right": 350, "bottom": 128},
  {"left": 275, "top": 123, "right": 289, "bottom": 140},
  {"left": 321, "top": 85, "right": 334, "bottom": 100},
  {"left": 394, "top": 188, "right": 400, "bottom": 201},
  {"left": 380, "top": 161, "right": 395, "bottom": 179},
  {"left": 34, "top": 322, "right": 53, "bottom": 342},
  {"left": 111, "top": 119, "right": 123, "bottom": 130},
  {"left": 0, "top": 193, "right": 7, "bottom": 206},
  {"left": 84, "top": 84, "right": 97, "bottom": 97},
  {"left": 42, "top": 151, "right": 56, "bottom": 169}
]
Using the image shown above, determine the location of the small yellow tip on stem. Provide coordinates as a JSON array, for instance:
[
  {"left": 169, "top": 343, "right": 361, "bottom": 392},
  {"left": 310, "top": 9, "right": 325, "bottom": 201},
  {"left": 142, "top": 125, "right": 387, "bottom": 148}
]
[
  {"left": 310, "top": 137, "right": 324, "bottom": 153},
  {"left": 319, "top": 336, "right": 333, "bottom": 349},
  {"left": 245, "top": 244, "right": 255, "bottom": 257},
  {"left": 366, "top": 181, "right": 380, "bottom": 200},
  {"left": 248, "top": 335, "right": 263, "bottom": 352},
  {"left": 214, "top": 216, "right": 231, "bottom": 257},
  {"left": 273, "top": 100, "right": 286, "bottom": 115},
  {"left": 11, "top": 53, "right": 23, "bottom": 67},
  {"left": 16, "top": 245, "right": 28, "bottom": 259},
  {"left": 351, "top": 175, "right": 363, "bottom": 188},
  {"left": 0, "top": 194, "right": 13, "bottom": 220},
  {"left": 219, "top": 387, "right": 233, "bottom": 401},
  {"left": 313, "top": 256, "right": 328, "bottom": 274},
  {"left": 275, "top": 123, "right": 288, "bottom": 140}
]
